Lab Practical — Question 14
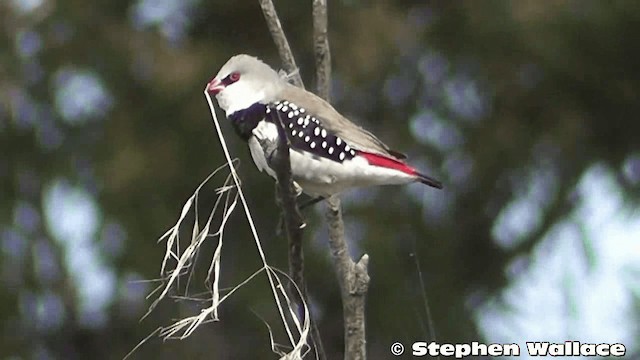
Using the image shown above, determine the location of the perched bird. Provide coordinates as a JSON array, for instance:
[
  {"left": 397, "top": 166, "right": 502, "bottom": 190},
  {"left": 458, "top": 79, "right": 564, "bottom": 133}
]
[{"left": 207, "top": 54, "right": 442, "bottom": 198}]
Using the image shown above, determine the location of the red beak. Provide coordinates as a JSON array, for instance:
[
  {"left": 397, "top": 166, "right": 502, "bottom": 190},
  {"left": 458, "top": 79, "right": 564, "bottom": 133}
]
[{"left": 207, "top": 78, "right": 224, "bottom": 95}]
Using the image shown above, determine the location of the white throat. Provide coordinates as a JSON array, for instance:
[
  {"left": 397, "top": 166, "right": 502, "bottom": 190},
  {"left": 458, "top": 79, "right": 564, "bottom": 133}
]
[{"left": 216, "top": 80, "right": 283, "bottom": 116}]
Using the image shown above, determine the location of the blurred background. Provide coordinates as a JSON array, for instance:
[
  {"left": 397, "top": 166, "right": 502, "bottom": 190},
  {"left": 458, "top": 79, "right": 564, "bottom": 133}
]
[{"left": 2, "top": 0, "right": 640, "bottom": 358}]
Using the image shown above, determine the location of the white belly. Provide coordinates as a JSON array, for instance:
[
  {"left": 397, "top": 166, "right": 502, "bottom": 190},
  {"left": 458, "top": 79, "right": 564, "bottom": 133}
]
[
  {"left": 289, "top": 150, "right": 415, "bottom": 196},
  {"left": 247, "top": 120, "right": 415, "bottom": 197}
]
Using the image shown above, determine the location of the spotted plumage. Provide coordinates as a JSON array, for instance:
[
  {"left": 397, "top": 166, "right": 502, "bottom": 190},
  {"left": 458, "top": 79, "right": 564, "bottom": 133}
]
[
  {"left": 268, "top": 101, "right": 356, "bottom": 164},
  {"left": 207, "top": 54, "right": 442, "bottom": 197}
]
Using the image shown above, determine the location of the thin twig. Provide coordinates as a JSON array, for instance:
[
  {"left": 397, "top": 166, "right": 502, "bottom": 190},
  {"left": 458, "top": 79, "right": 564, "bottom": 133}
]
[
  {"left": 325, "top": 197, "right": 369, "bottom": 360},
  {"left": 270, "top": 107, "right": 306, "bottom": 301},
  {"left": 410, "top": 238, "right": 440, "bottom": 360},
  {"left": 258, "top": 1, "right": 326, "bottom": 359},
  {"left": 310, "top": 3, "right": 336, "bottom": 358},
  {"left": 312, "top": 1, "right": 370, "bottom": 359},
  {"left": 258, "top": 0, "right": 304, "bottom": 88},
  {"left": 313, "top": 0, "right": 331, "bottom": 100}
]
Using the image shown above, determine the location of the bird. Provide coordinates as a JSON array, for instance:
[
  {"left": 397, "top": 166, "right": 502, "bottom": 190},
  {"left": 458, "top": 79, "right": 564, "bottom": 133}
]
[{"left": 207, "top": 54, "right": 442, "bottom": 198}]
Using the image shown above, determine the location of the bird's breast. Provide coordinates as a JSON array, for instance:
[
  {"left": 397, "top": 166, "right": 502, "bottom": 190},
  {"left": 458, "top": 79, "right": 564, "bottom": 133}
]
[{"left": 227, "top": 103, "right": 268, "bottom": 141}]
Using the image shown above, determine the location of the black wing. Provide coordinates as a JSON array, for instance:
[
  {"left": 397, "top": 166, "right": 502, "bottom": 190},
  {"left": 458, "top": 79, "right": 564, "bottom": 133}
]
[{"left": 266, "top": 101, "right": 357, "bottom": 163}]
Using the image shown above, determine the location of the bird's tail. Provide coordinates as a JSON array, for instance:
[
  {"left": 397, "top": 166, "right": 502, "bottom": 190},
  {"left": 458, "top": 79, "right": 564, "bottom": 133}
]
[
  {"left": 357, "top": 150, "right": 443, "bottom": 189},
  {"left": 416, "top": 171, "right": 443, "bottom": 189}
]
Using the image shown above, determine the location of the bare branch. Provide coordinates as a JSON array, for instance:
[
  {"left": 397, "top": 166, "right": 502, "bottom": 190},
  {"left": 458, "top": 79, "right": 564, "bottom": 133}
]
[
  {"left": 258, "top": 0, "right": 304, "bottom": 88},
  {"left": 258, "top": 0, "right": 307, "bottom": 308},
  {"left": 259, "top": 1, "right": 368, "bottom": 359},
  {"left": 268, "top": 109, "right": 306, "bottom": 296},
  {"left": 258, "top": 1, "right": 326, "bottom": 359},
  {"left": 325, "top": 197, "right": 370, "bottom": 360},
  {"left": 313, "top": 0, "right": 331, "bottom": 100},
  {"left": 312, "top": 1, "right": 369, "bottom": 358}
]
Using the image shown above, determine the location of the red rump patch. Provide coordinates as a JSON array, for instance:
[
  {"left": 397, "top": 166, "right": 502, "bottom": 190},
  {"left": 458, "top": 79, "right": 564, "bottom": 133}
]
[{"left": 357, "top": 151, "right": 417, "bottom": 175}]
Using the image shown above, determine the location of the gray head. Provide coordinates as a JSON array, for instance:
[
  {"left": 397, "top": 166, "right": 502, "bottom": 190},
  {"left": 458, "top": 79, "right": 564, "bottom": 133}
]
[{"left": 207, "top": 54, "right": 285, "bottom": 115}]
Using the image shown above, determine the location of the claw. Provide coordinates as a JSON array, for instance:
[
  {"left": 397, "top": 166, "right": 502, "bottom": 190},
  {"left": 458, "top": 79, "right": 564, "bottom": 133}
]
[
  {"left": 299, "top": 196, "right": 326, "bottom": 210},
  {"left": 293, "top": 181, "right": 303, "bottom": 197}
]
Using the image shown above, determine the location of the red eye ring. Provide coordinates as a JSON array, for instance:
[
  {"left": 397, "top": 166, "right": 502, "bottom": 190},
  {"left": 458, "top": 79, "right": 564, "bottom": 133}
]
[{"left": 229, "top": 72, "right": 240, "bottom": 82}]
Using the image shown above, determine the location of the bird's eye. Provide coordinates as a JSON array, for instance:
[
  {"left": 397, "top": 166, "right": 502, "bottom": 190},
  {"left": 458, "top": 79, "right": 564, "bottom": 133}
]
[{"left": 229, "top": 72, "right": 240, "bottom": 82}]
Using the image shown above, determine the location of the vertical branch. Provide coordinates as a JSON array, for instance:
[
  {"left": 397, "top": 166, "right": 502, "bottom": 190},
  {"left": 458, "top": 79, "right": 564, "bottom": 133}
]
[
  {"left": 258, "top": 1, "right": 325, "bottom": 359},
  {"left": 258, "top": 0, "right": 307, "bottom": 305},
  {"left": 258, "top": 0, "right": 304, "bottom": 88},
  {"left": 260, "top": 1, "right": 369, "bottom": 359},
  {"left": 325, "top": 197, "right": 369, "bottom": 360},
  {"left": 269, "top": 109, "right": 306, "bottom": 296},
  {"left": 312, "top": 1, "right": 370, "bottom": 359},
  {"left": 313, "top": 0, "right": 331, "bottom": 100}
]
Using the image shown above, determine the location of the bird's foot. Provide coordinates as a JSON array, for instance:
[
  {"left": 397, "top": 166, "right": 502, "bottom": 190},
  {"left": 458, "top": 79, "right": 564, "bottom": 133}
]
[
  {"left": 299, "top": 196, "right": 326, "bottom": 210},
  {"left": 276, "top": 212, "right": 307, "bottom": 236}
]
